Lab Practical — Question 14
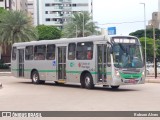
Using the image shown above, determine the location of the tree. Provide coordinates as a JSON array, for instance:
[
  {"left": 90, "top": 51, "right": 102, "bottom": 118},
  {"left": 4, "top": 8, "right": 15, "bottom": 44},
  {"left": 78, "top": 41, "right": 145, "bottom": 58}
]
[
  {"left": 139, "top": 37, "right": 153, "bottom": 62},
  {"left": 62, "top": 11, "right": 99, "bottom": 38},
  {"left": 0, "top": 10, "right": 38, "bottom": 44},
  {"left": 0, "top": 8, "right": 7, "bottom": 22},
  {"left": 36, "top": 25, "right": 61, "bottom": 40},
  {"left": 139, "top": 37, "right": 160, "bottom": 62},
  {"left": 129, "top": 29, "right": 160, "bottom": 40}
]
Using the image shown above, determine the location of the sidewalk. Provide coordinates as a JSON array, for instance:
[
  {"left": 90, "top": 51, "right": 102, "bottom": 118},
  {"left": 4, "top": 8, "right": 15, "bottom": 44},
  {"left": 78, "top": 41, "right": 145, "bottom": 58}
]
[
  {"left": 146, "top": 76, "right": 160, "bottom": 83},
  {"left": 0, "top": 71, "right": 12, "bottom": 76}
]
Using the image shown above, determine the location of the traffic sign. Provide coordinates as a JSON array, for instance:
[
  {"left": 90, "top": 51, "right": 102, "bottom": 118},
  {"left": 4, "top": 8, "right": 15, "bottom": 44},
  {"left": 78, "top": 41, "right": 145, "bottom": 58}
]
[{"left": 107, "top": 27, "right": 116, "bottom": 35}]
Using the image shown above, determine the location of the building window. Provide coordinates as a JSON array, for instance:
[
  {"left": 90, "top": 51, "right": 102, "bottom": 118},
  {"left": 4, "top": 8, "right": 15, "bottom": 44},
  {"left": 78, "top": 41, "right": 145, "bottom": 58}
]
[
  {"left": 46, "top": 18, "right": 50, "bottom": 21},
  {"left": 25, "top": 46, "right": 33, "bottom": 60},
  {"left": 76, "top": 42, "right": 93, "bottom": 60},
  {"left": 68, "top": 43, "right": 76, "bottom": 60},
  {"left": 45, "top": 3, "right": 50, "bottom": 6},
  {"left": 72, "top": 4, "right": 76, "bottom": 7},
  {"left": 46, "top": 44, "right": 55, "bottom": 60},
  {"left": 34, "top": 45, "right": 46, "bottom": 60},
  {"left": 12, "top": 47, "right": 17, "bottom": 60},
  {"left": 45, "top": 11, "right": 48, "bottom": 14}
]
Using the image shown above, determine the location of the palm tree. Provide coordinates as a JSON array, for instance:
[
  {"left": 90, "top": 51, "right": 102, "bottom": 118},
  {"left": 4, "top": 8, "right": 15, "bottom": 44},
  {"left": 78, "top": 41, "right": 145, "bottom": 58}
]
[
  {"left": 62, "top": 11, "right": 99, "bottom": 38},
  {"left": 0, "top": 10, "right": 38, "bottom": 44}
]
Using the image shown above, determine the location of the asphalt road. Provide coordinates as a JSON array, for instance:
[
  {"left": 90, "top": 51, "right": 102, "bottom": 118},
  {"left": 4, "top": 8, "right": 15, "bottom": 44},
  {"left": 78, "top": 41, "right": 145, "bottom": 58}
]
[{"left": 0, "top": 76, "right": 160, "bottom": 120}]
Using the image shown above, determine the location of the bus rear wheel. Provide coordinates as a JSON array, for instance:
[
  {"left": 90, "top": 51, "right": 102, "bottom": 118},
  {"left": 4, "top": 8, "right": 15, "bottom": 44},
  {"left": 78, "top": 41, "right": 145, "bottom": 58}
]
[
  {"left": 31, "top": 71, "right": 45, "bottom": 84},
  {"left": 84, "top": 73, "right": 94, "bottom": 89},
  {"left": 111, "top": 86, "right": 119, "bottom": 89}
]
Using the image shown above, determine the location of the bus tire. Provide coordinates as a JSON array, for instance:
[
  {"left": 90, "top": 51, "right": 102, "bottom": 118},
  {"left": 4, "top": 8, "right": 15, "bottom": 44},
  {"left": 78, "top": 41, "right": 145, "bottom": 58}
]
[
  {"left": 84, "top": 73, "right": 94, "bottom": 89},
  {"left": 80, "top": 79, "right": 85, "bottom": 88},
  {"left": 31, "top": 71, "right": 44, "bottom": 84},
  {"left": 111, "top": 86, "right": 119, "bottom": 89}
]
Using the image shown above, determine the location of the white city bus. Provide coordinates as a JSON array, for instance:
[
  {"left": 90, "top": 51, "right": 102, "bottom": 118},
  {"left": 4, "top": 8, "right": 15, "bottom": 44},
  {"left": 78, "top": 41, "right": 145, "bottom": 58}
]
[{"left": 11, "top": 35, "right": 145, "bottom": 89}]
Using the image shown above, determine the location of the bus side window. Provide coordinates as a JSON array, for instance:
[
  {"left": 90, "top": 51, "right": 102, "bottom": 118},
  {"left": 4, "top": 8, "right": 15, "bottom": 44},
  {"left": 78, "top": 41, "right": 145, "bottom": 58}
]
[
  {"left": 34, "top": 45, "right": 46, "bottom": 60},
  {"left": 76, "top": 42, "right": 93, "bottom": 60},
  {"left": 87, "top": 47, "right": 93, "bottom": 60},
  {"left": 46, "top": 44, "right": 55, "bottom": 60},
  {"left": 25, "top": 46, "right": 33, "bottom": 60},
  {"left": 68, "top": 43, "right": 76, "bottom": 60},
  {"left": 12, "top": 47, "right": 17, "bottom": 60}
]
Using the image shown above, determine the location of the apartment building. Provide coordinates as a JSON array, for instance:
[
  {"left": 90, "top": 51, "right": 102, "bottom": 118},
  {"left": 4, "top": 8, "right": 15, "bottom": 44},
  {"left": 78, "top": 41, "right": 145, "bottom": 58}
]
[
  {"left": 34, "top": 0, "right": 93, "bottom": 28},
  {"left": 0, "top": 0, "right": 27, "bottom": 11},
  {"left": 147, "top": 0, "right": 160, "bottom": 29},
  {"left": 27, "top": 0, "right": 34, "bottom": 24}
]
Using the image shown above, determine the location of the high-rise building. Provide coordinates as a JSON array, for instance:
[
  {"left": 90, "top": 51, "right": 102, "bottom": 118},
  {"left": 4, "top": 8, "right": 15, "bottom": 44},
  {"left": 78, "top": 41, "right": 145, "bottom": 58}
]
[
  {"left": 147, "top": 0, "right": 160, "bottom": 29},
  {"left": 34, "top": 0, "right": 93, "bottom": 28},
  {"left": 158, "top": 0, "right": 160, "bottom": 28},
  {"left": 0, "top": 0, "right": 27, "bottom": 11},
  {"left": 27, "top": 0, "right": 34, "bottom": 24}
]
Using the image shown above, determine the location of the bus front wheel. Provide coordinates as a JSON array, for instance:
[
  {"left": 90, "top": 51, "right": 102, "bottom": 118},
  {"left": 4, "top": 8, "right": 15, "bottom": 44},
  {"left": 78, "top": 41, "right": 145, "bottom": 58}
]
[
  {"left": 31, "top": 71, "right": 45, "bottom": 84},
  {"left": 84, "top": 73, "right": 94, "bottom": 89}
]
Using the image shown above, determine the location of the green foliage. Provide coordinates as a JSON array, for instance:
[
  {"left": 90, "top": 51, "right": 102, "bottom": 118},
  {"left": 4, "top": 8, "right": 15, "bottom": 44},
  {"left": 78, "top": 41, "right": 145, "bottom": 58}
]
[
  {"left": 129, "top": 29, "right": 160, "bottom": 40},
  {"left": 139, "top": 37, "right": 153, "bottom": 61},
  {"left": 130, "top": 29, "right": 160, "bottom": 62},
  {"left": 62, "top": 11, "right": 99, "bottom": 38},
  {"left": 0, "top": 7, "right": 5, "bottom": 14},
  {"left": 0, "top": 8, "right": 7, "bottom": 22},
  {"left": 36, "top": 25, "right": 61, "bottom": 40},
  {"left": 139, "top": 37, "right": 160, "bottom": 62},
  {"left": 0, "top": 10, "right": 38, "bottom": 44}
]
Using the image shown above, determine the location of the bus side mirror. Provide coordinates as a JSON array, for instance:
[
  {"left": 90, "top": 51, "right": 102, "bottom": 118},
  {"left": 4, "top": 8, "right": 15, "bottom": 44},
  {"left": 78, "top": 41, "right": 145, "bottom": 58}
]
[
  {"left": 110, "top": 47, "right": 113, "bottom": 54},
  {"left": 107, "top": 42, "right": 113, "bottom": 54}
]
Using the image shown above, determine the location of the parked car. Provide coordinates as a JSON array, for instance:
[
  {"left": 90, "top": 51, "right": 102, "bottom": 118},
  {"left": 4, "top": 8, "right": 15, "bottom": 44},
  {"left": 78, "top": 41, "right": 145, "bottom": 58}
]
[{"left": 146, "top": 65, "right": 160, "bottom": 75}]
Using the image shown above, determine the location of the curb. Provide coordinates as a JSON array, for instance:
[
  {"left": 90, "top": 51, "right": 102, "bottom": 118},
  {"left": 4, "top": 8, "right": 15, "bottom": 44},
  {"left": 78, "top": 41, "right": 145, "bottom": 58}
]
[
  {"left": 145, "top": 80, "right": 160, "bottom": 83},
  {"left": 0, "top": 72, "right": 12, "bottom": 76}
]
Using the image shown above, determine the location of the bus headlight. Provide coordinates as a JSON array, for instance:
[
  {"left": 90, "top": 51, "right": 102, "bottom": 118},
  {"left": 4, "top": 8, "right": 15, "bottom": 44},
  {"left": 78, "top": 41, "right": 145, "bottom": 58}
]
[
  {"left": 115, "top": 70, "right": 120, "bottom": 77},
  {"left": 142, "top": 71, "right": 145, "bottom": 76}
]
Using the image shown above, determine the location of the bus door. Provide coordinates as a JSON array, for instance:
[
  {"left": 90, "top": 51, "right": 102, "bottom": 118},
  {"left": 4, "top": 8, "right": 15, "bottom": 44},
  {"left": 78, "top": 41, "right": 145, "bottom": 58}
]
[
  {"left": 97, "top": 45, "right": 107, "bottom": 83},
  {"left": 57, "top": 46, "right": 66, "bottom": 82},
  {"left": 18, "top": 49, "right": 24, "bottom": 77}
]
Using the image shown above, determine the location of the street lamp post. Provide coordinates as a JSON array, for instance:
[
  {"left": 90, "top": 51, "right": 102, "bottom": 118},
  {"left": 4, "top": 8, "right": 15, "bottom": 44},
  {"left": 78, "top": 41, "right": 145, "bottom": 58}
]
[
  {"left": 75, "top": 25, "right": 77, "bottom": 38},
  {"left": 140, "top": 3, "right": 147, "bottom": 77},
  {"left": 152, "top": 22, "right": 157, "bottom": 78},
  {"left": 80, "top": 12, "right": 84, "bottom": 37},
  {"left": 82, "top": 13, "right": 84, "bottom": 37}
]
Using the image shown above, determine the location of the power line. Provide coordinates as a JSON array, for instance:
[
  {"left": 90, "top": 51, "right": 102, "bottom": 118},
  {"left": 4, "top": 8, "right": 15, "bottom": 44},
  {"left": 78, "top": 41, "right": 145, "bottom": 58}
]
[{"left": 98, "top": 20, "right": 150, "bottom": 25}]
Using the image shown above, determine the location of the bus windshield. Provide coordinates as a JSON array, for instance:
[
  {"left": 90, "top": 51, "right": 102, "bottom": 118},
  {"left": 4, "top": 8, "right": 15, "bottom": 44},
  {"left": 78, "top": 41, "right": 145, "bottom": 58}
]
[{"left": 111, "top": 37, "right": 144, "bottom": 68}]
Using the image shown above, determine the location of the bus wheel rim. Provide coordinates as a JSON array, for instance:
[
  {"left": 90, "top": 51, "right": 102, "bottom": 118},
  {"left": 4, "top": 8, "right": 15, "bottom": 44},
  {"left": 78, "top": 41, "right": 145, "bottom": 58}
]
[
  {"left": 33, "top": 74, "right": 38, "bottom": 82},
  {"left": 85, "top": 77, "right": 90, "bottom": 86}
]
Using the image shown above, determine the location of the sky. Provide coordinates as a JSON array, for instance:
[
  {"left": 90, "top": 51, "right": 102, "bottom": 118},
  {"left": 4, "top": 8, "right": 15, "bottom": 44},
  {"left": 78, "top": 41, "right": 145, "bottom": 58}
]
[{"left": 93, "top": 0, "right": 159, "bottom": 35}]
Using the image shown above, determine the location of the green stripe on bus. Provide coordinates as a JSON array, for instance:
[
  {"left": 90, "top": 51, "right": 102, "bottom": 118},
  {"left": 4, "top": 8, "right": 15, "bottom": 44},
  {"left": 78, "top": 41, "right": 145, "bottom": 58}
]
[
  {"left": 120, "top": 72, "right": 142, "bottom": 79},
  {"left": 12, "top": 68, "right": 112, "bottom": 75},
  {"left": 38, "top": 70, "right": 57, "bottom": 72}
]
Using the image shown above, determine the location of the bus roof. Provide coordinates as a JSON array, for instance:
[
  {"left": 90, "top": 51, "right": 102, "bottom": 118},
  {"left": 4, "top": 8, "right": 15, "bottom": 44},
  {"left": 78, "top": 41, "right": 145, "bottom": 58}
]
[
  {"left": 12, "top": 35, "right": 138, "bottom": 47},
  {"left": 12, "top": 35, "right": 107, "bottom": 47}
]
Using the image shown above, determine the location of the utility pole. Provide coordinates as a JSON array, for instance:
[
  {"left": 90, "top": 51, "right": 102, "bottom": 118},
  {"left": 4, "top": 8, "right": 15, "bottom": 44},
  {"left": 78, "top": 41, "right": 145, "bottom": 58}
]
[
  {"left": 153, "top": 21, "right": 157, "bottom": 78},
  {"left": 140, "top": 3, "right": 147, "bottom": 77}
]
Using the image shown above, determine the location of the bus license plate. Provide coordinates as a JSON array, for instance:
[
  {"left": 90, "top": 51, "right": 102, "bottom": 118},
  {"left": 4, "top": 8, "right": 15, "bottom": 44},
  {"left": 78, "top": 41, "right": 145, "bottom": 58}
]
[
  {"left": 124, "top": 79, "right": 137, "bottom": 84},
  {"left": 128, "top": 79, "right": 136, "bottom": 84}
]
